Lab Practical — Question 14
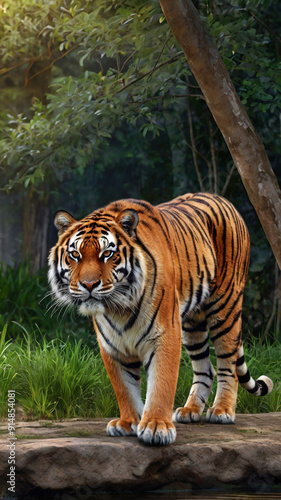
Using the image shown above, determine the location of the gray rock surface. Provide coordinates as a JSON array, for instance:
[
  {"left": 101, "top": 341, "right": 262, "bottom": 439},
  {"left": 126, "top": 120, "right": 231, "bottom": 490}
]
[{"left": 0, "top": 413, "right": 281, "bottom": 497}]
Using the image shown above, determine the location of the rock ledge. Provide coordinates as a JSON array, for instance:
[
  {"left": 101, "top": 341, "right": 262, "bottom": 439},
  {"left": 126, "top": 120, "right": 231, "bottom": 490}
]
[{"left": 0, "top": 413, "right": 281, "bottom": 497}]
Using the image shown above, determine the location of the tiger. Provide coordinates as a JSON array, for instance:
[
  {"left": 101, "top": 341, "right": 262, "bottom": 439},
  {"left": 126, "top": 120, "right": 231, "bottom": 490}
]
[{"left": 48, "top": 192, "right": 273, "bottom": 446}]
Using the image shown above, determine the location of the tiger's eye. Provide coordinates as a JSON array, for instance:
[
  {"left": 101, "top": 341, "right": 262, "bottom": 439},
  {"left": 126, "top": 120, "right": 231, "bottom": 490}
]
[
  {"left": 103, "top": 250, "right": 112, "bottom": 258},
  {"left": 70, "top": 250, "right": 80, "bottom": 259}
]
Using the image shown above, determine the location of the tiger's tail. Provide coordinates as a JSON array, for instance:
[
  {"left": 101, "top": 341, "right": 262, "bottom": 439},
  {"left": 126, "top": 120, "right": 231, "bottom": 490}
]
[{"left": 236, "top": 344, "right": 273, "bottom": 396}]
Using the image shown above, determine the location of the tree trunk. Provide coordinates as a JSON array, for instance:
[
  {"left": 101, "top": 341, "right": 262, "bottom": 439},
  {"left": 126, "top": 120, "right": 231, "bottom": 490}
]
[
  {"left": 158, "top": 0, "right": 281, "bottom": 269},
  {"left": 22, "top": 186, "right": 49, "bottom": 274}
]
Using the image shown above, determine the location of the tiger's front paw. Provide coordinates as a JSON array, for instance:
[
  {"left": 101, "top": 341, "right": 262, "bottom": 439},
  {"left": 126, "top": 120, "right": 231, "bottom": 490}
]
[
  {"left": 173, "top": 404, "right": 202, "bottom": 423},
  {"left": 107, "top": 418, "right": 138, "bottom": 437},
  {"left": 206, "top": 405, "right": 235, "bottom": 424},
  {"left": 137, "top": 418, "right": 176, "bottom": 446}
]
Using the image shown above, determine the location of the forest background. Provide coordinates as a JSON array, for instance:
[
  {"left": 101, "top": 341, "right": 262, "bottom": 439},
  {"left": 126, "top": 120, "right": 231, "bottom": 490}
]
[{"left": 0, "top": 0, "right": 280, "bottom": 419}]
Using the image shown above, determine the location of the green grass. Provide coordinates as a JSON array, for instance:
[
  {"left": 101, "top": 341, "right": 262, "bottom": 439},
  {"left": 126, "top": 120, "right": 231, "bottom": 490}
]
[
  {"left": 0, "top": 324, "right": 280, "bottom": 421},
  {"left": 0, "top": 326, "right": 118, "bottom": 420}
]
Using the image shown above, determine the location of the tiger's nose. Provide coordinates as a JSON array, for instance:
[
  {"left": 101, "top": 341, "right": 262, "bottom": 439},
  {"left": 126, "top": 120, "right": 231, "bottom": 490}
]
[{"left": 80, "top": 279, "right": 101, "bottom": 292}]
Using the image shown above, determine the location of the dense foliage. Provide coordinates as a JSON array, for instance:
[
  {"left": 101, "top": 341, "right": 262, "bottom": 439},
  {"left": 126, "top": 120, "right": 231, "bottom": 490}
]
[{"left": 0, "top": 0, "right": 280, "bottom": 190}]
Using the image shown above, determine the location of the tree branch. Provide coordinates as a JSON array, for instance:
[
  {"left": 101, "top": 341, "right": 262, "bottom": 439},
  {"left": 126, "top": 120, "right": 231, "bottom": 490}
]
[
  {"left": 147, "top": 33, "right": 173, "bottom": 81},
  {"left": 25, "top": 44, "right": 79, "bottom": 85},
  {"left": 249, "top": 9, "right": 281, "bottom": 45},
  {"left": 115, "top": 51, "right": 184, "bottom": 95},
  {"left": 221, "top": 164, "right": 236, "bottom": 197},
  {"left": 208, "top": 118, "right": 218, "bottom": 193},
  {"left": 177, "top": 121, "right": 206, "bottom": 191}
]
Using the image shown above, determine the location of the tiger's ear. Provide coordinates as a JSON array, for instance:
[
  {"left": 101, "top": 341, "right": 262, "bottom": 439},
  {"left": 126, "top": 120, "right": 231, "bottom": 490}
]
[
  {"left": 116, "top": 209, "right": 139, "bottom": 236},
  {"left": 54, "top": 210, "right": 77, "bottom": 235}
]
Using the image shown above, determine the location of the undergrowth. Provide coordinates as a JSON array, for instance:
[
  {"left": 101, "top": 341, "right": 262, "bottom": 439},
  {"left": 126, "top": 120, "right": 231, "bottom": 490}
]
[{"left": 0, "top": 323, "right": 280, "bottom": 420}]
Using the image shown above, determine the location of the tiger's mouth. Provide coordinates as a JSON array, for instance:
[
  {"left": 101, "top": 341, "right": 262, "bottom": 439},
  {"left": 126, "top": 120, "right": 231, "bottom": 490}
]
[{"left": 72, "top": 286, "right": 117, "bottom": 308}]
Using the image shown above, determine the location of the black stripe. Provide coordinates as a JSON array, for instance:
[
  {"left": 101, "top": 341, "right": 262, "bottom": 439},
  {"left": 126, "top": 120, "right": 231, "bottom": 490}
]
[
  {"left": 163, "top": 207, "right": 200, "bottom": 275},
  {"left": 91, "top": 223, "right": 111, "bottom": 233},
  {"left": 195, "top": 273, "right": 204, "bottom": 306},
  {"left": 238, "top": 370, "right": 251, "bottom": 384},
  {"left": 209, "top": 288, "right": 243, "bottom": 330},
  {"left": 135, "top": 289, "right": 165, "bottom": 348},
  {"left": 124, "top": 289, "right": 146, "bottom": 331},
  {"left": 59, "top": 247, "right": 65, "bottom": 277},
  {"left": 182, "top": 320, "right": 207, "bottom": 334},
  {"left": 203, "top": 254, "right": 212, "bottom": 284},
  {"left": 210, "top": 197, "right": 229, "bottom": 269},
  {"left": 135, "top": 236, "right": 157, "bottom": 295},
  {"left": 130, "top": 200, "right": 153, "bottom": 212},
  {"left": 194, "top": 370, "right": 214, "bottom": 380},
  {"left": 236, "top": 355, "right": 245, "bottom": 367},
  {"left": 96, "top": 319, "right": 119, "bottom": 353},
  {"left": 145, "top": 351, "right": 155, "bottom": 372},
  {"left": 165, "top": 209, "right": 190, "bottom": 261},
  {"left": 192, "top": 381, "right": 210, "bottom": 389},
  {"left": 116, "top": 267, "right": 128, "bottom": 278},
  {"left": 165, "top": 214, "right": 184, "bottom": 293},
  {"left": 218, "top": 260, "right": 229, "bottom": 286},
  {"left": 104, "top": 315, "right": 122, "bottom": 336},
  {"left": 181, "top": 271, "right": 193, "bottom": 318},
  {"left": 54, "top": 253, "right": 61, "bottom": 284},
  {"left": 129, "top": 245, "right": 134, "bottom": 270},
  {"left": 123, "top": 246, "right": 127, "bottom": 262},
  {"left": 204, "top": 264, "right": 236, "bottom": 312},
  {"left": 124, "top": 370, "right": 141, "bottom": 381},
  {"left": 174, "top": 241, "right": 183, "bottom": 294},
  {"left": 188, "top": 346, "right": 210, "bottom": 361},
  {"left": 210, "top": 309, "right": 242, "bottom": 342},
  {"left": 205, "top": 282, "right": 235, "bottom": 319},
  {"left": 173, "top": 204, "right": 210, "bottom": 246},
  {"left": 145, "top": 213, "right": 172, "bottom": 246},
  {"left": 250, "top": 380, "right": 268, "bottom": 396},
  {"left": 247, "top": 384, "right": 259, "bottom": 394},
  {"left": 184, "top": 336, "right": 209, "bottom": 352},
  {"left": 120, "top": 360, "right": 141, "bottom": 369},
  {"left": 158, "top": 211, "right": 173, "bottom": 246},
  {"left": 189, "top": 228, "right": 200, "bottom": 276}
]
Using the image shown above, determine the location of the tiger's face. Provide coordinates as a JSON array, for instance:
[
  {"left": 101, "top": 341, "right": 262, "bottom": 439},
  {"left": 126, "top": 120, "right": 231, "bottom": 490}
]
[{"left": 48, "top": 208, "right": 145, "bottom": 316}]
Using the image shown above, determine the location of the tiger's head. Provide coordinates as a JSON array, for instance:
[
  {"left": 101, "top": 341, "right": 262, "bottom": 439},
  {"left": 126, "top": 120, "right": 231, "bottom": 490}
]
[{"left": 48, "top": 207, "right": 145, "bottom": 317}]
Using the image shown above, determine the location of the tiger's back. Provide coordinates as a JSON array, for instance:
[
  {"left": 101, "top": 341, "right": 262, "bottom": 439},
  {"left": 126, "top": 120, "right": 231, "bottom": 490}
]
[{"left": 157, "top": 192, "right": 250, "bottom": 309}]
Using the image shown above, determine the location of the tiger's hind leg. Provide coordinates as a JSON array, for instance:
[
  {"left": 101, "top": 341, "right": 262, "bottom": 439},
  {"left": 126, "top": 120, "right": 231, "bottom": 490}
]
[
  {"left": 174, "top": 315, "right": 216, "bottom": 423},
  {"left": 206, "top": 293, "right": 242, "bottom": 423}
]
